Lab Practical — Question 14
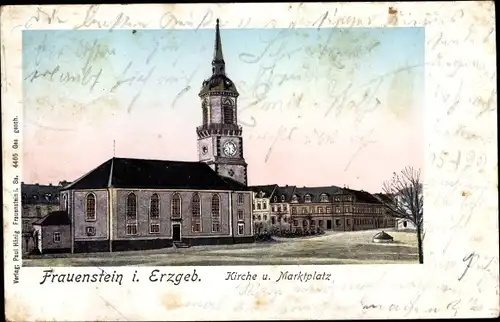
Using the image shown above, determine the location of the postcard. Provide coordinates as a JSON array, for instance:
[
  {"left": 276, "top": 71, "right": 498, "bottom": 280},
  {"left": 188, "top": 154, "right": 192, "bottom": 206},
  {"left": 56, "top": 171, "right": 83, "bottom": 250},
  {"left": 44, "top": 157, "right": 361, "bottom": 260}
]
[{"left": 2, "top": 2, "right": 498, "bottom": 321}]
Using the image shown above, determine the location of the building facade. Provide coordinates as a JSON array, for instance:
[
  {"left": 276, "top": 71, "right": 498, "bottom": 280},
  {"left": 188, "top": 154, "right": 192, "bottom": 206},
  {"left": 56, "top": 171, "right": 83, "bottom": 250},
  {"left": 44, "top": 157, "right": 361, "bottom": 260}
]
[
  {"left": 21, "top": 183, "right": 62, "bottom": 253},
  {"left": 267, "top": 185, "right": 395, "bottom": 233},
  {"left": 32, "top": 211, "right": 71, "bottom": 254},
  {"left": 249, "top": 185, "right": 277, "bottom": 233}
]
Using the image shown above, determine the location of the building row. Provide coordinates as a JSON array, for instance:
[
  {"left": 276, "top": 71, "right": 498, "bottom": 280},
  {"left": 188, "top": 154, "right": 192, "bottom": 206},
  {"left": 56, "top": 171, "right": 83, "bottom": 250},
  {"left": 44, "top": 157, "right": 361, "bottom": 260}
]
[{"left": 250, "top": 185, "right": 397, "bottom": 234}]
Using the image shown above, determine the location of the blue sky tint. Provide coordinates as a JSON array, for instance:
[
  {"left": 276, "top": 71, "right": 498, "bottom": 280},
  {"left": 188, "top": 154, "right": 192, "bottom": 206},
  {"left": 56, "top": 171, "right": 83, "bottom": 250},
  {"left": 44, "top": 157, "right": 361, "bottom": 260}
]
[{"left": 22, "top": 27, "right": 424, "bottom": 191}]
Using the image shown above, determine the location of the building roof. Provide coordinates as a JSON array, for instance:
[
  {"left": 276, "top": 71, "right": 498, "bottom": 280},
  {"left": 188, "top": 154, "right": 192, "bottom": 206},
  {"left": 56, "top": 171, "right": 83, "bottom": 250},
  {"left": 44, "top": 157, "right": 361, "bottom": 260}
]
[
  {"left": 272, "top": 185, "right": 297, "bottom": 202},
  {"left": 21, "top": 183, "right": 61, "bottom": 205},
  {"left": 33, "top": 211, "right": 70, "bottom": 226},
  {"left": 61, "top": 157, "right": 249, "bottom": 191},
  {"left": 342, "top": 188, "right": 382, "bottom": 204},
  {"left": 249, "top": 184, "right": 278, "bottom": 198},
  {"left": 292, "top": 186, "right": 343, "bottom": 203}
]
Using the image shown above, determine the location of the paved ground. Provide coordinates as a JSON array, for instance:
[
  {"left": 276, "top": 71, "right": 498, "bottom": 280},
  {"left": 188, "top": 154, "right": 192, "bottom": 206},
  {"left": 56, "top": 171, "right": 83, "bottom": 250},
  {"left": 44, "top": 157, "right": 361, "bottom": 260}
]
[{"left": 23, "top": 229, "right": 418, "bottom": 267}]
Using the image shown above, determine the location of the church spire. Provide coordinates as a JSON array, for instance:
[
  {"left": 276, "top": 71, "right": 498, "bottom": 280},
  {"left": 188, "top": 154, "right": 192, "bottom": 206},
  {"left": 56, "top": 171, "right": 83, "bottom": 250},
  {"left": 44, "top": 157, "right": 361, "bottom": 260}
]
[{"left": 212, "top": 18, "right": 225, "bottom": 75}]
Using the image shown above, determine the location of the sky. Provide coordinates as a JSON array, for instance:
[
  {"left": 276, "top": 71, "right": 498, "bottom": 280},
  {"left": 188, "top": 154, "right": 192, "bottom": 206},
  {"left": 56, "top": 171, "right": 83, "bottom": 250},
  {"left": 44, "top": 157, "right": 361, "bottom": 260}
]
[{"left": 22, "top": 27, "right": 424, "bottom": 192}]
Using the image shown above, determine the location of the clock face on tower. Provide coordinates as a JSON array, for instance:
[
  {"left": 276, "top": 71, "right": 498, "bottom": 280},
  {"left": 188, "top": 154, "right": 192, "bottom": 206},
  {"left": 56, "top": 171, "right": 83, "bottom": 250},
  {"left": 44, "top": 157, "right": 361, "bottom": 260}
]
[{"left": 222, "top": 141, "right": 237, "bottom": 157}]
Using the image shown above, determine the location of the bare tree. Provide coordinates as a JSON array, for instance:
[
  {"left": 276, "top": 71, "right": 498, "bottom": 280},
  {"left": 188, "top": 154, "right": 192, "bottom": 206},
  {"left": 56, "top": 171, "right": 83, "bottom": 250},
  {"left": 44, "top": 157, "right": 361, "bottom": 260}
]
[{"left": 376, "top": 167, "right": 424, "bottom": 264}]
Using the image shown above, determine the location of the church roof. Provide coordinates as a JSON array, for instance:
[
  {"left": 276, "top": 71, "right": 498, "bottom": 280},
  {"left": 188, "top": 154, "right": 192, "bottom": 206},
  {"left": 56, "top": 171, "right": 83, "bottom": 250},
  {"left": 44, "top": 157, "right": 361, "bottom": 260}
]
[
  {"left": 61, "top": 157, "right": 249, "bottom": 191},
  {"left": 33, "top": 211, "right": 70, "bottom": 226}
]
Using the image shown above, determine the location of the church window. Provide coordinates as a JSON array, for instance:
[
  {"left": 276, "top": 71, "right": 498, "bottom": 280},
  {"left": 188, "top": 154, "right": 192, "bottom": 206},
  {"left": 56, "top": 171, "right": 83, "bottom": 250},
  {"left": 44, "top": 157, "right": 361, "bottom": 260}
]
[
  {"left": 63, "top": 194, "right": 68, "bottom": 210},
  {"left": 192, "top": 193, "right": 201, "bottom": 232},
  {"left": 85, "top": 193, "right": 96, "bottom": 221},
  {"left": 171, "top": 193, "right": 181, "bottom": 218},
  {"left": 191, "top": 193, "right": 201, "bottom": 217},
  {"left": 211, "top": 194, "right": 220, "bottom": 218},
  {"left": 304, "top": 194, "right": 312, "bottom": 203},
  {"left": 126, "top": 223, "right": 138, "bottom": 235},
  {"left": 237, "top": 223, "right": 244, "bottom": 235},
  {"left": 150, "top": 194, "right": 160, "bottom": 219},
  {"left": 237, "top": 209, "right": 244, "bottom": 221},
  {"left": 150, "top": 223, "right": 160, "bottom": 234},
  {"left": 237, "top": 193, "right": 244, "bottom": 205},
  {"left": 126, "top": 193, "right": 137, "bottom": 219}
]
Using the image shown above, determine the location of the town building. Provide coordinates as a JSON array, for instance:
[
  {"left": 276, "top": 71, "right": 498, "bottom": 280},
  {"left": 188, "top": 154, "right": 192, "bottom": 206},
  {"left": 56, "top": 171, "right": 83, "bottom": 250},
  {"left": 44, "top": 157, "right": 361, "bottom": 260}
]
[
  {"left": 40, "top": 19, "right": 254, "bottom": 254},
  {"left": 268, "top": 185, "right": 395, "bottom": 232},
  {"left": 249, "top": 184, "right": 277, "bottom": 233},
  {"left": 32, "top": 211, "right": 71, "bottom": 254},
  {"left": 21, "top": 182, "right": 63, "bottom": 253},
  {"left": 269, "top": 185, "right": 296, "bottom": 232}
]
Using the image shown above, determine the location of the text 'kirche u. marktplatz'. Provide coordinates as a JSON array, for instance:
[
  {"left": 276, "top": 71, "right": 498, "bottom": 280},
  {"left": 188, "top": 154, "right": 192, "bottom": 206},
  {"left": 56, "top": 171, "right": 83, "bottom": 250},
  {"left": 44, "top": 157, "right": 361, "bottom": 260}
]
[{"left": 21, "top": 20, "right": 397, "bottom": 254}]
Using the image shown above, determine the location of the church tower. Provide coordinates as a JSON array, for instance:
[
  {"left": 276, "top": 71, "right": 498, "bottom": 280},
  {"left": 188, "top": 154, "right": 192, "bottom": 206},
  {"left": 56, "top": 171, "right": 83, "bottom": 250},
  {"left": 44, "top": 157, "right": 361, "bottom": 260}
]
[{"left": 197, "top": 19, "right": 248, "bottom": 186}]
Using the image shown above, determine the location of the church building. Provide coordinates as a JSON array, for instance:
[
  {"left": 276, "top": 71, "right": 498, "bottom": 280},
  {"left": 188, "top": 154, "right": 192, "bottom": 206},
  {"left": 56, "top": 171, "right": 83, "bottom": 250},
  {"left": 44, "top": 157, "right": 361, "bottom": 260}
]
[{"left": 49, "top": 19, "right": 254, "bottom": 253}]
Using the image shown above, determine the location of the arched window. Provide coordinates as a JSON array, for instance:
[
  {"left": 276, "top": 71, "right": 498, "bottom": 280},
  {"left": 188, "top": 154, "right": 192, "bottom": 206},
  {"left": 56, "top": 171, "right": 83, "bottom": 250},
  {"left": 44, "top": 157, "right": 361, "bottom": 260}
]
[
  {"left": 63, "top": 194, "right": 68, "bottom": 210},
  {"left": 304, "top": 194, "right": 312, "bottom": 203},
  {"left": 171, "top": 193, "right": 181, "bottom": 218},
  {"left": 150, "top": 194, "right": 159, "bottom": 219},
  {"left": 127, "top": 193, "right": 137, "bottom": 219},
  {"left": 211, "top": 194, "right": 220, "bottom": 218},
  {"left": 85, "top": 193, "right": 96, "bottom": 221},
  {"left": 237, "top": 193, "right": 244, "bottom": 205},
  {"left": 273, "top": 196, "right": 277, "bottom": 202},
  {"left": 222, "top": 98, "right": 234, "bottom": 125},
  {"left": 281, "top": 195, "right": 285, "bottom": 202},
  {"left": 320, "top": 193, "right": 329, "bottom": 202},
  {"left": 292, "top": 195, "right": 299, "bottom": 203},
  {"left": 191, "top": 193, "right": 201, "bottom": 217}
]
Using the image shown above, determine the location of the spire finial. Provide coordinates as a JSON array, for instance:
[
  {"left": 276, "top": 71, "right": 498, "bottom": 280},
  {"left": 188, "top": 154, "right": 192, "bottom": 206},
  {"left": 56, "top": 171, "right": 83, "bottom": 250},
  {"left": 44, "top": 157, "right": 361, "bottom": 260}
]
[{"left": 212, "top": 18, "right": 225, "bottom": 75}]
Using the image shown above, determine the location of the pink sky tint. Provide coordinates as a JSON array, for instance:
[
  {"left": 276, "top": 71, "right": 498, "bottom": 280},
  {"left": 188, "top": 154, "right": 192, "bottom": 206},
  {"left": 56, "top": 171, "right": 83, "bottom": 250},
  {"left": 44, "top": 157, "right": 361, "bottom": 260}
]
[{"left": 22, "top": 28, "right": 425, "bottom": 193}]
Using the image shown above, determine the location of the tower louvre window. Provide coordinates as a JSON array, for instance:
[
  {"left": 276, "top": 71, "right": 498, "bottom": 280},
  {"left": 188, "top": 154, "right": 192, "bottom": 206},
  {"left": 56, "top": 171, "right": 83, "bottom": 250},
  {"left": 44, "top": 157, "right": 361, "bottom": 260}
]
[
  {"left": 223, "top": 105, "right": 233, "bottom": 124},
  {"left": 202, "top": 100, "right": 208, "bottom": 125}
]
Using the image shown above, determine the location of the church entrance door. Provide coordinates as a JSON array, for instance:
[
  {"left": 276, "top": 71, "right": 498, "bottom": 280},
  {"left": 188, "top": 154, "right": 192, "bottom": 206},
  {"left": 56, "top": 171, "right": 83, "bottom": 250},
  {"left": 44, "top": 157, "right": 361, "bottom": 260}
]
[{"left": 172, "top": 224, "right": 181, "bottom": 242}]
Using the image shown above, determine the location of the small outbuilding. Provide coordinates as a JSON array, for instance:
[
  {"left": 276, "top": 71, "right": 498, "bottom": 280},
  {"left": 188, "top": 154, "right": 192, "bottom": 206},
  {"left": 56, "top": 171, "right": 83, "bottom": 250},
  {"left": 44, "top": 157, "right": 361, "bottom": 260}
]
[
  {"left": 372, "top": 231, "right": 394, "bottom": 244},
  {"left": 32, "top": 210, "right": 71, "bottom": 254}
]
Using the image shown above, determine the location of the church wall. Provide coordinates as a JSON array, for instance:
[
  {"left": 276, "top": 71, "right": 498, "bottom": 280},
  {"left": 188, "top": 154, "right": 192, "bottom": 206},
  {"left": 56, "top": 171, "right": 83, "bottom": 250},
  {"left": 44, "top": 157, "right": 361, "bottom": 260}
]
[
  {"left": 218, "top": 164, "right": 247, "bottom": 186},
  {"left": 73, "top": 190, "right": 109, "bottom": 241},
  {"left": 230, "top": 191, "right": 253, "bottom": 237},
  {"left": 113, "top": 189, "right": 233, "bottom": 240}
]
